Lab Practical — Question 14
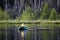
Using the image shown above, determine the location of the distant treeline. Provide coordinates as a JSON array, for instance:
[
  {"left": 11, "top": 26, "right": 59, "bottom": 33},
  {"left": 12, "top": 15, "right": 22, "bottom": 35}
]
[{"left": 0, "top": 0, "right": 60, "bottom": 19}]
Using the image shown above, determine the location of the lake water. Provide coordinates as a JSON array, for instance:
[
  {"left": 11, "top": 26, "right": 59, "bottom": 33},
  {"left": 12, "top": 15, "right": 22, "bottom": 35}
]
[{"left": 0, "top": 24, "right": 60, "bottom": 40}]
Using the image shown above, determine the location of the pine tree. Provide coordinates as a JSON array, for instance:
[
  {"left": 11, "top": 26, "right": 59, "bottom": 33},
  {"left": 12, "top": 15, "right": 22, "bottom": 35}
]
[
  {"left": 17, "top": 6, "right": 35, "bottom": 21},
  {"left": 40, "top": 2, "right": 49, "bottom": 20},
  {"left": 49, "top": 8, "right": 57, "bottom": 20},
  {"left": 20, "top": 10, "right": 31, "bottom": 21},
  {"left": 0, "top": 8, "right": 10, "bottom": 20},
  {"left": 48, "top": 8, "right": 57, "bottom": 29}
]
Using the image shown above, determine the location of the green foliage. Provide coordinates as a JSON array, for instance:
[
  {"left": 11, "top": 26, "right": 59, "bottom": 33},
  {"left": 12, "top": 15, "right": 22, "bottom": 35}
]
[
  {"left": 40, "top": 8, "right": 57, "bottom": 28},
  {"left": 40, "top": 2, "right": 49, "bottom": 20},
  {"left": 48, "top": 8, "right": 57, "bottom": 29},
  {"left": 20, "top": 10, "right": 31, "bottom": 21},
  {"left": 34, "top": 10, "right": 41, "bottom": 20},
  {"left": 16, "top": 6, "right": 35, "bottom": 21},
  {"left": 49, "top": 8, "right": 57, "bottom": 20},
  {"left": 0, "top": 8, "right": 10, "bottom": 20},
  {"left": 0, "top": 8, "right": 11, "bottom": 39},
  {"left": 57, "top": 13, "right": 60, "bottom": 20}
]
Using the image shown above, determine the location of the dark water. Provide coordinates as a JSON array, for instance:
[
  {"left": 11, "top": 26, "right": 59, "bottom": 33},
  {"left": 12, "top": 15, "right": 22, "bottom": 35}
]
[{"left": 0, "top": 26, "right": 60, "bottom": 40}]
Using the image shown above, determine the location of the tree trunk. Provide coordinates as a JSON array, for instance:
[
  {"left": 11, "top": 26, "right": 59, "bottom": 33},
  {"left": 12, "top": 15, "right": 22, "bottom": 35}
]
[
  {"left": 38, "top": 0, "right": 41, "bottom": 11},
  {"left": 34, "top": 0, "right": 37, "bottom": 10}
]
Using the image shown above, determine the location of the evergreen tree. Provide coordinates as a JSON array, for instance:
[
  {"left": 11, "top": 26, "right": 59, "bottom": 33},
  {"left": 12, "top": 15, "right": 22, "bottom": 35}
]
[
  {"left": 40, "top": 2, "right": 49, "bottom": 20},
  {"left": 0, "top": 8, "right": 10, "bottom": 20},
  {"left": 20, "top": 10, "right": 31, "bottom": 21},
  {"left": 49, "top": 8, "right": 57, "bottom": 20},
  {"left": 16, "top": 6, "right": 35, "bottom": 21}
]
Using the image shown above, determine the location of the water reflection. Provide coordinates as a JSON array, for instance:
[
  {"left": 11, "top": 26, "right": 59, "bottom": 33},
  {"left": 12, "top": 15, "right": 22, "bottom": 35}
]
[{"left": 0, "top": 24, "right": 60, "bottom": 40}]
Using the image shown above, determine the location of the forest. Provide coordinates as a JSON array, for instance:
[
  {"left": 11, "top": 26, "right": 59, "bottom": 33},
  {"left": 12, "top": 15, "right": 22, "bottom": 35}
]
[
  {"left": 0, "top": 2, "right": 60, "bottom": 20},
  {"left": 0, "top": 0, "right": 60, "bottom": 40},
  {"left": 0, "top": 0, "right": 60, "bottom": 19},
  {"left": 0, "top": 2, "right": 60, "bottom": 29}
]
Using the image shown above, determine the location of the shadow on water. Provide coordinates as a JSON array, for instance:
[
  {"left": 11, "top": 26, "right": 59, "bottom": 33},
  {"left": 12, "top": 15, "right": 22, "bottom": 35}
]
[{"left": 0, "top": 24, "right": 60, "bottom": 40}]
